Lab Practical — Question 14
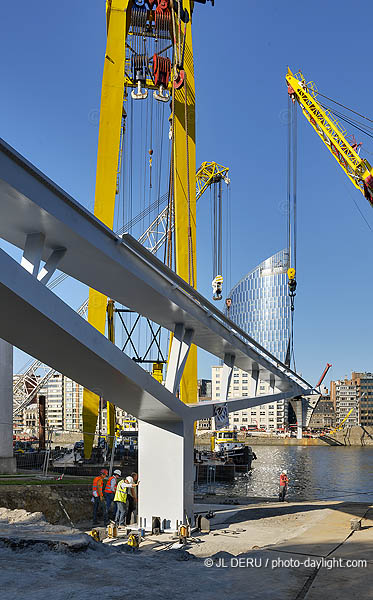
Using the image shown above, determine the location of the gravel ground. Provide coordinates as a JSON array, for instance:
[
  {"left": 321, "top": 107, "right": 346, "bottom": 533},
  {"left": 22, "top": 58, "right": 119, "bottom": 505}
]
[{"left": 0, "top": 504, "right": 329, "bottom": 600}]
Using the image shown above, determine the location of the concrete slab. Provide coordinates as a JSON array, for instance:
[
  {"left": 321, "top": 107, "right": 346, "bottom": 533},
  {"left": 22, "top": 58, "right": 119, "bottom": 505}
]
[
  {"left": 305, "top": 559, "right": 373, "bottom": 600},
  {"left": 266, "top": 502, "right": 370, "bottom": 557}
]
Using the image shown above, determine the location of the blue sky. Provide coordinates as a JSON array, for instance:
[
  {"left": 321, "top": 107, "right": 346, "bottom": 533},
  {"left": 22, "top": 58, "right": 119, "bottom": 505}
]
[{"left": 1, "top": 0, "right": 373, "bottom": 389}]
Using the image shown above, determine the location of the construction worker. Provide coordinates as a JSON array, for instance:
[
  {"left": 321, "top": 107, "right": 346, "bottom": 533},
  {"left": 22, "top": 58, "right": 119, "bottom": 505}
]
[
  {"left": 104, "top": 469, "right": 121, "bottom": 519},
  {"left": 92, "top": 468, "right": 108, "bottom": 526},
  {"left": 279, "top": 470, "right": 289, "bottom": 502},
  {"left": 114, "top": 475, "right": 137, "bottom": 527},
  {"left": 126, "top": 472, "right": 138, "bottom": 526}
]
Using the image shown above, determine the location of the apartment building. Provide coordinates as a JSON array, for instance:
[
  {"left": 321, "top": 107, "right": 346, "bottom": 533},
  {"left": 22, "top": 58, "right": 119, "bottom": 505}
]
[
  {"left": 330, "top": 378, "right": 359, "bottom": 427},
  {"left": 308, "top": 391, "right": 335, "bottom": 430},
  {"left": 197, "top": 378, "right": 212, "bottom": 430},
  {"left": 212, "top": 365, "right": 287, "bottom": 430}
]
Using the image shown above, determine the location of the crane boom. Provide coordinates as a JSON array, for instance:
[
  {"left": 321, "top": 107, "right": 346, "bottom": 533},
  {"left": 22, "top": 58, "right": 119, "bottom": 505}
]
[
  {"left": 139, "top": 161, "right": 229, "bottom": 254},
  {"left": 316, "top": 363, "right": 332, "bottom": 389},
  {"left": 286, "top": 68, "right": 373, "bottom": 206}
]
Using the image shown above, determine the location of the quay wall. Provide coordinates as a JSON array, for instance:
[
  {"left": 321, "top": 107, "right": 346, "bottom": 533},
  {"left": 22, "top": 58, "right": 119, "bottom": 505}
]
[
  {"left": 0, "top": 484, "right": 92, "bottom": 524},
  {"left": 195, "top": 426, "right": 373, "bottom": 447}
]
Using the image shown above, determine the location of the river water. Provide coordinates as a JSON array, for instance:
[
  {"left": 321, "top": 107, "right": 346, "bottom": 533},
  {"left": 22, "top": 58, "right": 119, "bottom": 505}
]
[{"left": 196, "top": 446, "right": 373, "bottom": 503}]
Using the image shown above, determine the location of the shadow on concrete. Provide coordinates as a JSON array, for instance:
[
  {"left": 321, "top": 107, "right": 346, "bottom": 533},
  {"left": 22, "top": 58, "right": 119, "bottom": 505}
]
[
  {"left": 360, "top": 426, "right": 373, "bottom": 446},
  {"left": 220, "top": 502, "right": 372, "bottom": 525},
  {"left": 318, "top": 435, "right": 345, "bottom": 446},
  {"left": 201, "top": 536, "right": 373, "bottom": 600}
]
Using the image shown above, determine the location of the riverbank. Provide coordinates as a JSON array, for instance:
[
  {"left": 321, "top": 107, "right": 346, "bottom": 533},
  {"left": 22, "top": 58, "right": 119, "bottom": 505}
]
[{"left": 196, "top": 425, "right": 373, "bottom": 446}]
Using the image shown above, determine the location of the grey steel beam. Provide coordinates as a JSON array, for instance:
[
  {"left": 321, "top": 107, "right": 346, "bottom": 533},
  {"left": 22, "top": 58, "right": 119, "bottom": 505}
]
[
  {"left": 0, "top": 248, "right": 189, "bottom": 424},
  {"left": 187, "top": 391, "right": 299, "bottom": 420},
  {"left": 0, "top": 138, "right": 312, "bottom": 397}
]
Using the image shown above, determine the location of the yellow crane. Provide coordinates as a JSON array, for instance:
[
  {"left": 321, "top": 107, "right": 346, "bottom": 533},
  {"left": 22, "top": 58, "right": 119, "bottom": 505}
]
[
  {"left": 83, "top": 0, "right": 213, "bottom": 457},
  {"left": 286, "top": 68, "right": 373, "bottom": 206},
  {"left": 329, "top": 406, "right": 357, "bottom": 435},
  {"left": 196, "top": 162, "right": 230, "bottom": 199}
]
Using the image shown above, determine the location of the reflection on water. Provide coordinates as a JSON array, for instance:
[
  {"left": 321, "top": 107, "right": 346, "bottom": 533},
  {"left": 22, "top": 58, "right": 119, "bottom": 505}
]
[{"left": 196, "top": 446, "right": 373, "bottom": 503}]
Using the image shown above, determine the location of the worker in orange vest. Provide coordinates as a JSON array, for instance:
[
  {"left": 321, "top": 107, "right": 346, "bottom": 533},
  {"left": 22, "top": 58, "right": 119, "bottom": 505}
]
[
  {"left": 104, "top": 469, "right": 121, "bottom": 519},
  {"left": 92, "top": 468, "right": 108, "bottom": 526},
  {"left": 279, "top": 470, "right": 289, "bottom": 502}
]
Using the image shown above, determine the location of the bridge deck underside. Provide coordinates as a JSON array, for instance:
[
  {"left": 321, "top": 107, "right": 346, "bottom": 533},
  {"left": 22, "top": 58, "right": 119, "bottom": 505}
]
[{"left": 0, "top": 138, "right": 313, "bottom": 422}]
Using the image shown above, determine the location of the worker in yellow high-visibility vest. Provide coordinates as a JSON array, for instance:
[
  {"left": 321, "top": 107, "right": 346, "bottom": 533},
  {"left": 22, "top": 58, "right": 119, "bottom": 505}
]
[{"left": 114, "top": 476, "right": 138, "bottom": 527}]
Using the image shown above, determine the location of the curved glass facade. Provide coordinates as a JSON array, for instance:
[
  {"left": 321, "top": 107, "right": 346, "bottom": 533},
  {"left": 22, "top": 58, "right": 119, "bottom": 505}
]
[{"left": 229, "top": 249, "right": 290, "bottom": 363}]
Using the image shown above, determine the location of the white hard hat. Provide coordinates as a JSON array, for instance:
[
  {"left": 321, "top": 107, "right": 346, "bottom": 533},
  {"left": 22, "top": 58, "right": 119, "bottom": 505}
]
[
  {"left": 282, "top": 470, "right": 287, "bottom": 474},
  {"left": 126, "top": 476, "right": 134, "bottom": 483},
  {"left": 113, "top": 469, "right": 121, "bottom": 476}
]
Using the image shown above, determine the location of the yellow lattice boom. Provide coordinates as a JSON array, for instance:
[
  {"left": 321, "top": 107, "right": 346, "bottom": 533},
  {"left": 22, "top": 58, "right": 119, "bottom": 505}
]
[
  {"left": 286, "top": 68, "right": 373, "bottom": 206},
  {"left": 196, "top": 162, "right": 230, "bottom": 199}
]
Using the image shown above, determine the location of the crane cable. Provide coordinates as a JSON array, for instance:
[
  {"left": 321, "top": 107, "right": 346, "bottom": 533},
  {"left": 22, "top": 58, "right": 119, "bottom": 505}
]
[
  {"left": 184, "top": 71, "right": 194, "bottom": 286},
  {"left": 314, "top": 89, "right": 373, "bottom": 126},
  {"left": 287, "top": 96, "right": 297, "bottom": 370}
]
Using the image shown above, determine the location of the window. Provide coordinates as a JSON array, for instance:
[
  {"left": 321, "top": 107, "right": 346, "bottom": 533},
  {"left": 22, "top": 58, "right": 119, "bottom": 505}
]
[{"left": 233, "top": 418, "right": 239, "bottom": 422}]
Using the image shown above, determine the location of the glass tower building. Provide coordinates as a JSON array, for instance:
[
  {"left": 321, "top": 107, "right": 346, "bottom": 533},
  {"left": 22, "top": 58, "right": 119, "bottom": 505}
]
[{"left": 229, "top": 249, "right": 291, "bottom": 363}]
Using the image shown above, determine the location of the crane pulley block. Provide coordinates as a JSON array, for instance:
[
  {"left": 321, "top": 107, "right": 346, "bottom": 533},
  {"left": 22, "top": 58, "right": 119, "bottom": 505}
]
[
  {"left": 153, "top": 54, "right": 171, "bottom": 88},
  {"left": 363, "top": 174, "right": 373, "bottom": 206},
  {"left": 288, "top": 279, "right": 297, "bottom": 295},
  {"left": 131, "top": 55, "right": 149, "bottom": 100},
  {"left": 212, "top": 275, "right": 223, "bottom": 301},
  {"left": 287, "top": 267, "right": 296, "bottom": 281},
  {"left": 133, "top": 0, "right": 147, "bottom": 8},
  {"left": 131, "top": 54, "right": 147, "bottom": 84},
  {"left": 153, "top": 54, "right": 171, "bottom": 102},
  {"left": 156, "top": 0, "right": 169, "bottom": 9},
  {"left": 155, "top": 0, "right": 170, "bottom": 22},
  {"left": 287, "top": 268, "right": 296, "bottom": 312}
]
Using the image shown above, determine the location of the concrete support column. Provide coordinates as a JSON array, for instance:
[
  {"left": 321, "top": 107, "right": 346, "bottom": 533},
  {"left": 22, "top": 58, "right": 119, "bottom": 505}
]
[
  {"left": 138, "top": 419, "right": 194, "bottom": 532},
  {"left": 0, "top": 339, "right": 16, "bottom": 473},
  {"left": 291, "top": 399, "right": 304, "bottom": 439}
]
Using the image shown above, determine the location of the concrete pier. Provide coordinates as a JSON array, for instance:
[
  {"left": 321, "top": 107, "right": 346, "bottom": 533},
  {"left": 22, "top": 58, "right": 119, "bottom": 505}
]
[
  {"left": 0, "top": 339, "right": 16, "bottom": 474},
  {"left": 138, "top": 419, "right": 194, "bottom": 530}
]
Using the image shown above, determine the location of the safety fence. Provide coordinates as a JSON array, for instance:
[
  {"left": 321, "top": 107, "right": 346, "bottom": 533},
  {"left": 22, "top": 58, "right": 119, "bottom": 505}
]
[{"left": 14, "top": 428, "right": 138, "bottom": 478}]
